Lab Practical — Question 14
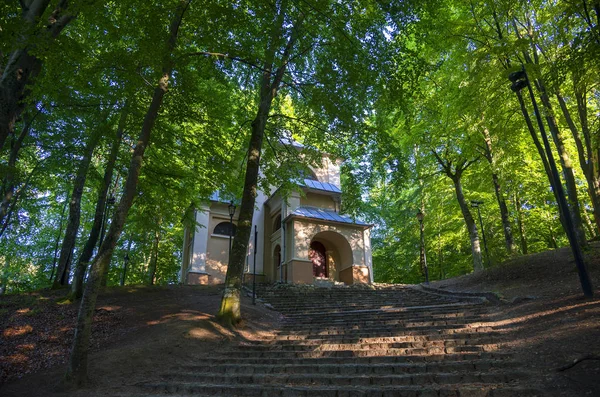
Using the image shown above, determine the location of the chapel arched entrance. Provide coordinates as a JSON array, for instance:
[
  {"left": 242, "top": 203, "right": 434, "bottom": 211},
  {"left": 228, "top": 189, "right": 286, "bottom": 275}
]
[
  {"left": 309, "top": 241, "right": 327, "bottom": 277},
  {"left": 309, "top": 230, "right": 354, "bottom": 282},
  {"left": 273, "top": 244, "right": 283, "bottom": 281}
]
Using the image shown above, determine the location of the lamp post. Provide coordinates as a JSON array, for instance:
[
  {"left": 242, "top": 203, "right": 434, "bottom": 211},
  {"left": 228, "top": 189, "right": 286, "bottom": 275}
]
[
  {"left": 470, "top": 200, "right": 490, "bottom": 267},
  {"left": 508, "top": 67, "right": 593, "bottom": 297},
  {"left": 227, "top": 201, "right": 236, "bottom": 268},
  {"left": 416, "top": 210, "right": 429, "bottom": 284},
  {"left": 121, "top": 253, "right": 129, "bottom": 286},
  {"left": 253, "top": 225, "right": 257, "bottom": 305},
  {"left": 99, "top": 195, "right": 116, "bottom": 247}
]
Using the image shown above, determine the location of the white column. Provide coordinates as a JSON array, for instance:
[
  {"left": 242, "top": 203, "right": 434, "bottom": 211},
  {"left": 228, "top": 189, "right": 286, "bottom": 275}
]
[
  {"left": 189, "top": 205, "right": 209, "bottom": 274},
  {"left": 363, "top": 228, "right": 373, "bottom": 283}
]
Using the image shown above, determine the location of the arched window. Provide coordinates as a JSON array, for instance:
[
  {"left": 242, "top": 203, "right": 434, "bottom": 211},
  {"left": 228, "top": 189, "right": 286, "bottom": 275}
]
[
  {"left": 273, "top": 214, "right": 281, "bottom": 231},
  {"left": 213, "top": 222, "right": 237, "bottom": 236},
  {"left": 299, "top": 168, "right": 318, "bottom": 181}
]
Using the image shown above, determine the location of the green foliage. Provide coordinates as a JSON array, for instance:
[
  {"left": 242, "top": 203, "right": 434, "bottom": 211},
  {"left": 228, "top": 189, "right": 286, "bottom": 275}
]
[{"left": 1, "top": 0, "right": 599, "bottom": 292}]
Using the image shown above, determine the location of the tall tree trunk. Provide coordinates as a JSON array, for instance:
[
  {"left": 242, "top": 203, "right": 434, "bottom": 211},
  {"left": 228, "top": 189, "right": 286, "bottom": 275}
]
[
  {"left": 0, "top": 1, "right": 75, "bottom": 151},
  {"left": 146, "top": 229, "right": 160, "bottom": 286},
  {"left": 52, "top": 129, "right": 102, "bottom": 288},
  {"left": 481, "top": 128, "right": 516, "bottom": 254},
  {"left": 121, "top": 239, "right": 132, "bottom": 286},
  {"left": 70, "top": 113, "right": 124, "bottom": 299},
  {"left": 567, "top": 73, "right": 600, "bottom": 234},
  {"left": 512, "top": 25, "right": 588, "bottom": 247},
  {"left": 0, "top": 111, "right": 36, "bottom": 226},
  {"left": 451, "top": 175, "right": 483, "bottom": 272},
  {"left": 0, "top": 258, "right": 10, "bottom": 295},
  {"left": 218, "top": 0, "right": 303, "bottom": 325},
  {"left": 534, "top": 79, "right": 587, "bottom": 247},
  {"left": 514, "top": 194, "right": 528, "bottom": 255},
  {"left": 582, "top": 207, "right": 597, "bottom": 239},
  {"left": 514, "top": 91, "right": 569, "bottom": 232},
  {"left": 65, "top": 2, "right": 190, "bottom": 386},
  {"left": 49, "top": 199, "right": 69, "bottom": 281},
  {"left": 431, "top": 151, "right": 482, "bottom": 272}
]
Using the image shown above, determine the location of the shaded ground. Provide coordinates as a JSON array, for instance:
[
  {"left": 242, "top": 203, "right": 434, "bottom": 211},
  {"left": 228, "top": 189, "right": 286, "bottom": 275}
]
[
  {"left": 0, "top": 285, "right": 281, "bottom": 396},
  {"left": 431, "top": 241, "right": 600, "bottom": 396}
]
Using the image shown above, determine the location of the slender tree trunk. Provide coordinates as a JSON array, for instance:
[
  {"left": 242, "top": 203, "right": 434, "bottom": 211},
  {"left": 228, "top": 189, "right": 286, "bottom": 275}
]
[
  {"left": 513, "top": 30, "right": 587, "bottom": 246},
  {"left": 0, "top": 162, "right": 39, "bottom": 238},
  {"left": 0, "top": 1, "right": 75, "bottom": 151},
  {"left": 52, "top": 129, "right": 102, "bottom": 288},
  {"left": 121, "top": 239, "right": 132, "bottom": 286},
  {"left": 65, "top": 2, "right": 189, "bottom": 386},
  {"left": 70, "top": 114, "right": 124, "bottom": 299},
  {"left": 437, "top": 231, "right": 444, "bottom": 279},
  {"left": 218, "top": 0, "right": 303, "bottom": 325},
  {"left": 146, "top": 229, "right": 160, "bottom": 286},
  {"left": 0, "top": 258, "right": 10, "bottom": 295},
  {"left": 49, "top": 199, "right": 69, "bottom": 281},
  {"left": 451, "top": 175, "right": 483, "bottom": 272},
  {"left": 549, "top": 224, "right": 558, "bottom": 249},
  {"left": 582, "top": 208, "right": 597, "bottom": 239},
  {"left": 514, "top": 194, "right": 528, "bottom": 255},
  {"left": 566, "top": 77, "right": 600, "bottom": 234},
  {"left": 535, "top": 80, "right": 587, "bottom": 247},
  {"left": 0, "top": 111, "right": 36, "bottom": 225},
  {"left": 481, "top": 128, "right": 515, "bottom": 254}
]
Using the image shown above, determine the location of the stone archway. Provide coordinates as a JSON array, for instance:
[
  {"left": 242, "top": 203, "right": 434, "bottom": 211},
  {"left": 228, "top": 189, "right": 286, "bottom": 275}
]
[
  {"left": 273, "top": 244, "right": 282, "bottom": 281},
  {"left": 309, "top": 241, "right": 327, "bottom": 277},
  {"left": 309, "top": 231, "right": 354, "bottom": 282}
]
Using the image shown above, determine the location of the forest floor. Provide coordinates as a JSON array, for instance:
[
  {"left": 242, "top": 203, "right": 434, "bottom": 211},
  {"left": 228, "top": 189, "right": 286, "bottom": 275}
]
[
  {"left": 430, "top": 240, "right": 600, "bottom": 396},
  {"left": 0, "top": 285, "right": 283, "bottom": 396},
  {"left": 0, "top": 242, "right": 599, "bottom": 396}
]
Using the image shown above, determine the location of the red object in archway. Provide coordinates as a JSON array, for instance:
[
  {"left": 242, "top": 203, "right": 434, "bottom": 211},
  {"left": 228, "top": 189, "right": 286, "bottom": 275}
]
[{"left": 309, "top": 241, "right": 328, "bottom": 277}]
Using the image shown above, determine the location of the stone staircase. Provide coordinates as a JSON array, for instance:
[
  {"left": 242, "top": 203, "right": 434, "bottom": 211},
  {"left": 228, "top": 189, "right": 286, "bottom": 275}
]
[{"left": 138, "top": 285, "right": 541, "bottom": 396}]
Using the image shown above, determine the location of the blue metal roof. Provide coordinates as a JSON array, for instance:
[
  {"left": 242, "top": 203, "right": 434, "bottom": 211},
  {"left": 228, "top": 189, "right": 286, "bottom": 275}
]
[
  {"left": 298, "top": 178, "right": 342, "bottom": 194},
  {"left": 291, "top": 206, "right": 370, "bottom": 226}
]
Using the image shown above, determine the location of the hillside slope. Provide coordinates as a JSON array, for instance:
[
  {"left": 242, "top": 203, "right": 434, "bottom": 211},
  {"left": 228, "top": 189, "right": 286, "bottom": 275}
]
[{"left": 428, "top": 241, "right": 600, "bottom": 396}]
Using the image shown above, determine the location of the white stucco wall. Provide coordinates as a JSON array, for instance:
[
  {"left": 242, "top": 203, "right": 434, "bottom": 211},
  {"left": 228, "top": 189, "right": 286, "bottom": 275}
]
[{"left": 189, "top": 205, "right": 209, "bottom": 274}]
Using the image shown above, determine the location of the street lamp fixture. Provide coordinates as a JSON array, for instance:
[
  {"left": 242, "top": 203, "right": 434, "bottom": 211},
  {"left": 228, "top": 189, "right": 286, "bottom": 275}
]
[
  {"left": 508, "top": 70, "right": 528, "bottom": 92},
  {"left": 227, "top": 200, "right": 236, "bottom": 273},
  {"left": 416, "top": 210, "right": 429, "bottom": 284},
  {"left": 416, "top": 209, "right": 424, "bottom": 222},
  {"left": 470, "top": 200, "right": 490, "bottom": 267},
  {"left": 508, "top": 66, "right": 594, "bottom": 297}
]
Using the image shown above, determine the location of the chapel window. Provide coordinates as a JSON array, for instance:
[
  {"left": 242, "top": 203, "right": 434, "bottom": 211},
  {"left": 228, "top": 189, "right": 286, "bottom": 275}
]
[{"left": 213, "top": 221, "right": 237, "bottom": 236}]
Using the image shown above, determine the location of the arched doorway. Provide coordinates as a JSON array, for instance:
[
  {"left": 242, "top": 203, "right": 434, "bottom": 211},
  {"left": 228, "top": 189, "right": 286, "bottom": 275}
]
[
  {"left": 309, "top": 230, "right": 354, "bottom": 283},
  {"left": 273, "top": 244, "right": 282, "bottom": 281},
  {"left": 309, "top": 241, "right": 328, "bottom": 277}
]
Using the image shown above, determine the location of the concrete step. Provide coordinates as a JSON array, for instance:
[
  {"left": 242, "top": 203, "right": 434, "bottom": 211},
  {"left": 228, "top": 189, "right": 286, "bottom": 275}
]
[
  {"left": 281, "top": 310, "right": 487, "bottom": 321},
  {"left": 160, "top": 370, "right": 528, "bottom": 386},
  {"left": 224, "top": 345, "right": 496, "bottom": 358},
  {"left": 174, "top": 359, "right": 520, "bottom": 375},
  {"left": 188, "top": 352, "right": 514, "bottom": 365},
  {"left": 235, "top": 338, "right": 498, "bottom": 351},
  {"left": 280, "top": 317, "right": 486, "bottom": 328},
  {"left": 258, "top": 331, "right": 499, "bottom": 342},
  {"left": 277, "top": 324, "right": 496, "bottom": 336},
  {"left": 140, "top": 382, "right": 541, "bottom": 396},
  {"left": 269, "top": 300, "right": 474, "bottom": 311}
]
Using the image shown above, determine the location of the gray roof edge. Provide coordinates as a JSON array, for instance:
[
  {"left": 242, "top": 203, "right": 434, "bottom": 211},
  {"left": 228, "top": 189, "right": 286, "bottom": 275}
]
[{"left": 290, "top": 206, "right": 373, "bottom": 228}]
